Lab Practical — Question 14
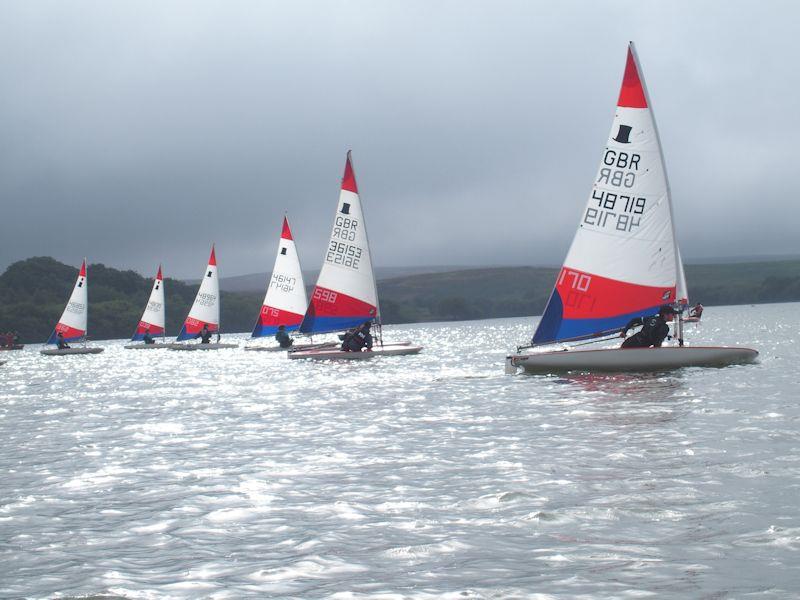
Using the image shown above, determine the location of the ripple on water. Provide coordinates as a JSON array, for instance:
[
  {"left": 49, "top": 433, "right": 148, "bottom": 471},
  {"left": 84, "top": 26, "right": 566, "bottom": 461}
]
[{"left": 1, "top": 306, "right": 799, "bottom": 597}]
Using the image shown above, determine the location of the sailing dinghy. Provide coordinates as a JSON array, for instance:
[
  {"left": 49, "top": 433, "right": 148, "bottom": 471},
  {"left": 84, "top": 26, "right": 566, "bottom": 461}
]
[
  {"left": 244, "top": 217, "right": 334, "bottom": 352},
  {"left": 125, "top": 265, "right": 170, "bottom": 349},
  {"left": 289, "top": 152, "right": 422, "bottom": 360},
  {"left": 507, "top": 43, "right": 757, "bottom": 373},
  {"left": 41, "top": 259, "right": 104, "bottom": 355},
  {"left": 170, "top": 245, "right": 237, "bottom": 350}
]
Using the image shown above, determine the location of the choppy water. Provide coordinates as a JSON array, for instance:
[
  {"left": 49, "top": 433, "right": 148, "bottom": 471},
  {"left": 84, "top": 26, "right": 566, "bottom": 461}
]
[{"left": 1, "top": 303, "right": 798, "bottom": 599}]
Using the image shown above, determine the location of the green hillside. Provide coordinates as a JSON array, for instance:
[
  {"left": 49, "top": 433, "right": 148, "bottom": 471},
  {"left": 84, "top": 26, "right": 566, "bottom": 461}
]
[
  {"left": 0, "top": 257, "right": 262, "bottom": 343},
  {"left": 377, "top": 261, "right": 800, "bottom": 324},
  {"left": 1, "top": 257, "right": 799, "bottom": 342}
]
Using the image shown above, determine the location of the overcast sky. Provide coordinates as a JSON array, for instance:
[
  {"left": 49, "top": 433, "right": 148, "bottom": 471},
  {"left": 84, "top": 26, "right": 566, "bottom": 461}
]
[{"left": 1, "top": 0, "right": 798, "bottom": 278}]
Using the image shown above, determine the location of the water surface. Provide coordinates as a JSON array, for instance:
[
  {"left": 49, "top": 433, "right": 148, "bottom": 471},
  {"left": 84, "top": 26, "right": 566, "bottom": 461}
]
[{"left": 1, "top": 303, "right": 798, "bottom": 598}]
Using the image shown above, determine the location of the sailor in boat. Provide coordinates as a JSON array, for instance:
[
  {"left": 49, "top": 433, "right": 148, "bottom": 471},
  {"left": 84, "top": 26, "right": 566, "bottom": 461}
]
[
  {"left": 341, "top": 321, "right": 374, "bottom": 352},
  {"left": 56, "top": 332, "right": 71, "bottom": 350},
  {"left": 142, "top": 328, "right": 155, "bottom": 345},
  {"left": 619, "top": 305, "right": 679, "bottom": 349},
  {"left": 275, "top": 325, "right": 293, "bottom": 349},
  {"left": 196, "top": 323, "right": 213, "bottom": 344},
  {"left": 689, "top": 303, "right": 704, "bottom": 319}
]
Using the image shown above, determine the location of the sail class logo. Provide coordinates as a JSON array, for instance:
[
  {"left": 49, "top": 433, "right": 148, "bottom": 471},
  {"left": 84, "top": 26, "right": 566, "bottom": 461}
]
[
  {"left": 613, "top": 124, "right": 632, "bottom": 144},
  {"left": 340, "top": 203, "right": 351, "bottom": 215}
]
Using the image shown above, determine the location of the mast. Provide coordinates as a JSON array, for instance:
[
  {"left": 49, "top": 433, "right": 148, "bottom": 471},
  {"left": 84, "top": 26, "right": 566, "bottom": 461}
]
[
  {"left": 347, "top": 150, "right": 383, "bottom": 345},
  {"left": 629, "top": 42, "right": 685, "bottom": 345},
  {"left": 83, "top": 257, "right": 88, "bottom": 346},
  {"left": 160, "top": 264, "right": 166, "bottom": 342}
]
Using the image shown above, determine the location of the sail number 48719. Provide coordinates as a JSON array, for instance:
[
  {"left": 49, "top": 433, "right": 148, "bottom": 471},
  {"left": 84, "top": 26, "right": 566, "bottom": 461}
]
[{"left": 584, "top": 190, "right": 646, "bottom": 233}]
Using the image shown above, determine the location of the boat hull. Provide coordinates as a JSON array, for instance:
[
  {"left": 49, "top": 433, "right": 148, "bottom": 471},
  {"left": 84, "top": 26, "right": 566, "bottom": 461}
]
[
  {"left": 169, "top": 342, "right": 238, "bottom": 351},
  {"left": 124, "top": 342, "right": 171, "bottom": 349},
  {"left": 288, "top": 342, "right": 422, "bottom": 360},
  {"left": 245, "top": 342, "right": 338, "bottom": 352},
  {"left": 509, "top": 346, "right": 758, "bottom": 373},
  {"left": 41, "top": 347, "right": 105, "bottom": 356}
]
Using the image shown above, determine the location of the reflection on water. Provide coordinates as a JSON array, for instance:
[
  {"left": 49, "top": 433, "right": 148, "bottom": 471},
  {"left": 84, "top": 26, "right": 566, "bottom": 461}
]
[{"left": 1, "top": 303, "right": 798, "bottom": 598}]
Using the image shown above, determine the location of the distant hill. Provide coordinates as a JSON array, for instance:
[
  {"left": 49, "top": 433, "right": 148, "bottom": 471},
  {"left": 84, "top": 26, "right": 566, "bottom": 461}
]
[
  {"left": 0, "top": 257, "right": 262, "bottom": 343},
  {"left": 377, "top": 260, "right": 800, "bottom": 324},
  {"left": 1, "top": 257, "right": 799, "bottom": 342},
  {"left": 203, "top": 265, "right": 471, "bottom": 293}
]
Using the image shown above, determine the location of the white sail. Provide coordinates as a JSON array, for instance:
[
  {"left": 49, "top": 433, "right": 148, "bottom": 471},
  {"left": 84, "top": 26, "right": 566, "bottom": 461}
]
[
  {"left": 47, "top": 259, "right": 89, "bottom": 343},
  {"left": 532, "top": 42, "right": 680, "bottom": 345},
  {"left": 299, "top": 151, "right": 379, "bottom": 334},
  {"left": 177, "top": 246, "right": 220, "bottom": 340},
  {"left": 133, "top": 265, "right": 166, "bottom": 340},
  {"left": 252, "top": 217, "right": 308, "bottom": 337}
]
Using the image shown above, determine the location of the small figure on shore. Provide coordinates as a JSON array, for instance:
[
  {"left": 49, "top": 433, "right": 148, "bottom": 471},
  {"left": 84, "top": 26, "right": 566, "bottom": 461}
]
[
  {"left": 619, "top": 305, "right": 677, "bottom": 349},
  {"left": 275, "top": 325, "right": 293, "bottom": 349},
  {"left": 689, "top": 302, "right": 704, "bottom": 319},
  {"left": 197, "top": 324, "right": 212, "bottom": 344},
  {"left": 341, "top": 321, "right": 373, "bottom": 352},
  {"left": 57, "top": 332, "right": 71, "bottom": 350}
]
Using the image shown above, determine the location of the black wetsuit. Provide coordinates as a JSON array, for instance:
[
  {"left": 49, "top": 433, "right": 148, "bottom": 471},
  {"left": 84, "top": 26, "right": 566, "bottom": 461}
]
[
  {"left": 275, "top": 329, "right": 293, "bottom": 348},
  {"left": 341, "top": 327, "right": 373, "bottom": 352},
  {"left": 143, "top": 332, "right": 155, "bottom": 345},
  {"left": 199, "top": 329, "right": 212, "bottom": 344},
  {"left": 621, "top": 314, "right": 670, "bottom": 348}
]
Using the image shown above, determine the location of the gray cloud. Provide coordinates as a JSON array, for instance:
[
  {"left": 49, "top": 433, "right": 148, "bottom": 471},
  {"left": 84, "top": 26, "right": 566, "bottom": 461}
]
[{"left": 1, "top": 0, "right": 798, "bottom": 279}]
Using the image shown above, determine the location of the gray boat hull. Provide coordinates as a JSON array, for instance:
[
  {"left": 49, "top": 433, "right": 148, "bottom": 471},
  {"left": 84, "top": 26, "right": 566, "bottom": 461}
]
[{"left": 508, "top": 345, "right": 758, "bottom": 373}]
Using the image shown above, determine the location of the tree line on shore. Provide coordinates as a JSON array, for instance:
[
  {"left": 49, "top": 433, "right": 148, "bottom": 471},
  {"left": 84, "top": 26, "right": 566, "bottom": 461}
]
[{"left": 1, "top": 256, "right": 798, "bottom": 343}]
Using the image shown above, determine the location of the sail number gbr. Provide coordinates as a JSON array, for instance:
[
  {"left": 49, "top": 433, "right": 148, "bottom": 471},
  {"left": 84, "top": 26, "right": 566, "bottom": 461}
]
[
  {"left": 327, "top": 215, "right": 363, "bottom": 268},
  {"left": 584, "top": 190, "right": 646, "bottom": 233}
]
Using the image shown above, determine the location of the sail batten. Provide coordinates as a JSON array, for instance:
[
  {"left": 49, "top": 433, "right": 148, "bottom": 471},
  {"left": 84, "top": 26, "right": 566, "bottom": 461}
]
[
  {"left": 532, "top": 43, "right": 680, "bottom": 346},
  {"left": 251, "top": 217, "right": 308, "bottom": 337},
  {"left": 299, "top": 152, "right": 379, "bottom": 335}
]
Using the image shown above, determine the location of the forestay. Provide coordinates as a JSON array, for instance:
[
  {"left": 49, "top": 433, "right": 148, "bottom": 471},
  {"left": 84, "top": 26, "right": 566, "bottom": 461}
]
[
  {"left": 299, "top": 152, "right": 379, "bottom": 335},
  {"left": 532, "top": 43, "right": 680, "bottom": 346},
  {"left": 252, "top": 217, "right": 308, "bottom": 337},
  {"left": 132, "top": 265, "right": 166, "bottom": 341},
  {"left": 176, "top": 246, "right": 221, "bottom": 341},
  {"left": 46, "top": 259, "right": 89, "bottom": 344}
]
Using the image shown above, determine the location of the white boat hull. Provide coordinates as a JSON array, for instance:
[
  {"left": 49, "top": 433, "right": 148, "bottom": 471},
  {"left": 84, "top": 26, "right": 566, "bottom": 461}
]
[
  {"left": 245, "top": 342, "right": 338, "bottom": 353},
  {"left": 508, "top": 346, "right": 758, "bottom": 373},
  {"left": 169, "top": 342, "right": 238, "bottom": 351},
  {"left": 124, "top": 342, "right": 171, "bottom": 349},
  {"left": 288, "top": 342, "right": 422, "bottom": 360},
  {"left": 41, "top": 347, "right": 105, "bottom": 356}
]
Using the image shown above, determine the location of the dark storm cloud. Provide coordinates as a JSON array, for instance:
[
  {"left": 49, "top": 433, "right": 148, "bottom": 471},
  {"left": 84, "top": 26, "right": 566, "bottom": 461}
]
[{"left": 1, "top": 0, "right": 798, "bottom": 278}]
